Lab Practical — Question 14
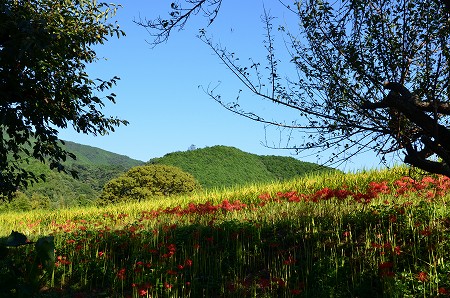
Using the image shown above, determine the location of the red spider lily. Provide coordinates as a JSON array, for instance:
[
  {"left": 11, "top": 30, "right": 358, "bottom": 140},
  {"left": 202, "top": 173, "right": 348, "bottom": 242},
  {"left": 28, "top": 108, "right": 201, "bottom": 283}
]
[
  {"left": 164, "top": 282, "right": 173, "bottom": 289},
  {"left": 116, "top": 268, "right": 126, "bottom": 280},
  {"left": 439, "top": 287, "right": 449, "bottom": 295},
  {"left": 55, "top": 255, "right": 71, "bottom": 267},
  {"left": 98, "top": 251, "right": 104, "bottom": 257},
  {"left": 138, "top": 289, "right": 147, "bottom": 296},
  {"left": 378, "top": 261, "right": 395, "bottom": 277},
  {"left": 258, "top": 193, "right": 272, "bottom": 201},
  {"left": 417, "top": 271, "right": 428, "bottom": 282},
  {"left": 378, "top": 262, "right": 393, "bottom": 270},
  {"left": 184, "top": 259, "right": 193, "bottom": 267},
  {"left": 420, "top": 227, "right": 432, "bottom": 236},
  {"left": 272, "top": 277, "right": 286, "bottom": 287},
  {"left": 291, "top": 289, "right": 303, "bottom": 295},
  {"left": 283, "top": 255, "right": 296, "bottom": 265},
  {"left": 117, "top": 213, "right": 128, "bottom": 219},
  {"left": 371, "top": 242, "right": 382, "bottom": 249},
  {"left": 257, "top": 278, "right": 271, "bottom": 288},
  {"left": 167, "top": 269, "right": 178, "bottom": 275}
]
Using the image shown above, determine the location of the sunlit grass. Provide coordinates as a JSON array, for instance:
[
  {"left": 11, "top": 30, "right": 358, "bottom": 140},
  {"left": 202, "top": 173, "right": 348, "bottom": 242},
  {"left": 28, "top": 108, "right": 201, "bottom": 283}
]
[{"left": 1, "top": 166, "right": 450, "bottom": 297}]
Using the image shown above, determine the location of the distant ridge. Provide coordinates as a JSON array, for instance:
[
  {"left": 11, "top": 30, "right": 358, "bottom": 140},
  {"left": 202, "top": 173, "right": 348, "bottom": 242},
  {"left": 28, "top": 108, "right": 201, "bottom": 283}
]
[
  {"left": 63, "top": 140, "right": 144, "bottom": 167},
  {"left": 149, "top": 145, "right": 335, "bottom": 189}
]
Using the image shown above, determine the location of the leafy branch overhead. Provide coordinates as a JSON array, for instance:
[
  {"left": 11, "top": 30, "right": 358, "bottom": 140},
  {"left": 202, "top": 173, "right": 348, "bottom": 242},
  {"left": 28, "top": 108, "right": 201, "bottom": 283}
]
[
  {"left": 0, "top": 0, "right": 128, "bottom": 198},
  {"left": 134, "top": 0, "right": 223, "bottom": 46},
  {"left": 142, "top": 0, "right": 450, "bottom": 176}
]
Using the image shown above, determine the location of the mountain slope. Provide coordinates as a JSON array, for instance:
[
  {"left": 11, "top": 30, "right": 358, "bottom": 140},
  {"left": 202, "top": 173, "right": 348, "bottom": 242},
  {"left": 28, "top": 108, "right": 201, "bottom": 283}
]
[
  {"left": 63, "top": 141, "right": 143, "bottom": 168},
  {"left": 15, "top": 141, "right": 144, "bottom": 207},
  {"left": 149, "top": 145, "right": 335, "bottom": 189}
]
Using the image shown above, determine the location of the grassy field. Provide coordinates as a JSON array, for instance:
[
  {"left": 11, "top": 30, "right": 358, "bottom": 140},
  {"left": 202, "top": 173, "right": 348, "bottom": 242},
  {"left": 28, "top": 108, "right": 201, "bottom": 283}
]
[{"left": 1, "top": 167, "right": 450, "bottom": 297}]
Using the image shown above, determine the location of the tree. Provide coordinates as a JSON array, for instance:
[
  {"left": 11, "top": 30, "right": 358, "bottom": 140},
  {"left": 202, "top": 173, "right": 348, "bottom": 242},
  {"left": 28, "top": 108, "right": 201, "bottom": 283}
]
[
  {"left": 140, "top": 0, "right": 450, "bottom": 176},
  {"left": 100, "top": 164, "right": 201, "bottom": 204},
  {"left": 0, "top": 0, "right": 127, "bottom": 198}
]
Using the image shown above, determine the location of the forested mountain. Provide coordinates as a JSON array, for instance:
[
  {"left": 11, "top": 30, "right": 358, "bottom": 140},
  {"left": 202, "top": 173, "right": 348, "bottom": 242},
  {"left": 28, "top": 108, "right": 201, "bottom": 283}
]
[
  {"left": 3, "top": 141, "right": 144, "bottom": 210},
  {"left": 149, "top": 145, "right": 335, "bottom": 189}
]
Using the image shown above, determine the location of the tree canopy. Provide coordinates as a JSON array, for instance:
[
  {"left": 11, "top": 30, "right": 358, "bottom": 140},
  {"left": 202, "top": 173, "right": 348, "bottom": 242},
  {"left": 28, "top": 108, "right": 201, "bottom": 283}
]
[
  {"left": 141, "top": 0, "right": 450, "bottom": 176},
  {"left": 0, "top": 0, "right": 127, "bottom": 197},
  {"left": 100, "top": 164, "right": 201, "bottom": 204}
]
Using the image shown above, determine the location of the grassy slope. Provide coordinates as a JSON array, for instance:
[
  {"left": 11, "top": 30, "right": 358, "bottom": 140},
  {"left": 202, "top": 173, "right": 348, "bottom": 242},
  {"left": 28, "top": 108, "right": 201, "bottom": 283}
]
[
  {"left": 149, "top": 145, "right": 335, "bottom": 189},
  {"left": 3, "top": 166, "right": 449, "bottom": 297}
]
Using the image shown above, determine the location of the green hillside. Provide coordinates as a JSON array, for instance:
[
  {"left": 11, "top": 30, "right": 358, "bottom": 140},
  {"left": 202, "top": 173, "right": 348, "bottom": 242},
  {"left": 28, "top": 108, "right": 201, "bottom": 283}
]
[
  {"left": 8, "top": 141, "right": 145, "bottom": 209},
  {"left": 63, "top": 141, "right": 143, "bottom": 167},
  {"left": 149, "top": 145, "right": 335, "bottom": 189}
]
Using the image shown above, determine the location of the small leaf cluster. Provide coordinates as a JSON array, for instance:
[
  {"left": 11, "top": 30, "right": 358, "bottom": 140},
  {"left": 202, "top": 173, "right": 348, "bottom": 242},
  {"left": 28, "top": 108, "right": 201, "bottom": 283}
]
[{"left": 100, "top": 164, "right": 201, "bottom": 204}]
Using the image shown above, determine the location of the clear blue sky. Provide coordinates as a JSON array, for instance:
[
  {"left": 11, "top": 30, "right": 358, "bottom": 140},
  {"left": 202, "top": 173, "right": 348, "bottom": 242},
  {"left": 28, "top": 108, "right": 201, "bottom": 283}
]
[{"left": 57, "top": 1, "right": 400, "bottom": 171}]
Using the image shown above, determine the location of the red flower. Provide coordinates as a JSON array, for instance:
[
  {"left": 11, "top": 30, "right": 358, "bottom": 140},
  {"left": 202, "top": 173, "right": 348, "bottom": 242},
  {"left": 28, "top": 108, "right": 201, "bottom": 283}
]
[
  {"left": 164, "top": 282, "right": 173, "bottom": 289},
  {"left": 439, "top": 287, "right": 449, "bottom": 295},
  {"left": 378, "top": 262, "right": 393, "bottom": 270},
  {"left": 116, "top": 268, "right": 126, "bottom": 280},
  {"left": 258, "top": 278, "right": 271, "bottom": 288},
  {"left": 184, "top": 259, "right": 193, "bottom": 267},
  {"left": 420, "top": 227, "right": 432, "bottom": 237},
  {"left": 283, "top": 256, "right": 296, "bottom": 265},
  {"left": 291, "top": 289, "right": 303, "bottom": 295},
  {"left": 417, "top": 271, "right": 428, "bottom": 282},
  {"left": 138, "top": 289, "right": 147, "bottom": 296}
]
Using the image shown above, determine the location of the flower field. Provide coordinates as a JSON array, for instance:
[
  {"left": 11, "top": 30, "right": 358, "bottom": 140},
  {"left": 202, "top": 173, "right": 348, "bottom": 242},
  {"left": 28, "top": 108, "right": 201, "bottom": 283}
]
[{"left": 1, "top": 167, "right": 450, "bottom": 297}]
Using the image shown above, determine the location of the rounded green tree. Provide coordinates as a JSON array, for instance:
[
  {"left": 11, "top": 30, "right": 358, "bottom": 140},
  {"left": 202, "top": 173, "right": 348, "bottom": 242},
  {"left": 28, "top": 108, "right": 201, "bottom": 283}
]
[{"left": 100, "top": 164, "right": 201, "bottom": 204}]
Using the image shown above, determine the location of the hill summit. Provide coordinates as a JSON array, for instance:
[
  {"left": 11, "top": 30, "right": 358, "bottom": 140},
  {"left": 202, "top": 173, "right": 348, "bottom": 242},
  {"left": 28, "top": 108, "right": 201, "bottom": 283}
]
[{"left": 149, "top": 145, "right": 333, "bottom": 189}]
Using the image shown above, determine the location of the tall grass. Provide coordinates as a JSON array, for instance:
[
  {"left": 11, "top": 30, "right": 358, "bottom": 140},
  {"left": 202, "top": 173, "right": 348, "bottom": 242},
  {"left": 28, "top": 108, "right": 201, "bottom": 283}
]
[{"left": 1, "top": 166, "right": 449, "bottom": 297}]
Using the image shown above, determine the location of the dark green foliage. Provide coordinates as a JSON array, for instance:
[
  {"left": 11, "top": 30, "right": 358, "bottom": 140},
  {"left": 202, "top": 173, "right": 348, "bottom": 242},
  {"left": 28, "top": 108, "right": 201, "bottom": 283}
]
[
  {"left": 100, "top": 164, "right": 202, "bottom": 204},
  {"left": 150, "top": 146, "right": 335, "bottom": 189},
  {"left": 0, "top": 0, "right": 127, "bottom": 198},
  {"left": 0, "top": 141, "right": 144, "bottom": 211}
]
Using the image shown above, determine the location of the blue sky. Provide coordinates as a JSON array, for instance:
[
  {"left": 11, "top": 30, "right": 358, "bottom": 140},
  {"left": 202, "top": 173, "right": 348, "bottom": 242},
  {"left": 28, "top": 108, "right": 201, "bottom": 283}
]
[{"left": 58, "top": 1, "right": 400, "bottom": 171}]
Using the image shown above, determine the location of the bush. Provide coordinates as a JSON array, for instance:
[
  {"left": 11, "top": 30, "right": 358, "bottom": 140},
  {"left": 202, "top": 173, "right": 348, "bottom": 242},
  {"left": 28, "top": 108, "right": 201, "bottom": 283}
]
[{"left": 99, "top": 164, "right": 201, "bottom": 204}]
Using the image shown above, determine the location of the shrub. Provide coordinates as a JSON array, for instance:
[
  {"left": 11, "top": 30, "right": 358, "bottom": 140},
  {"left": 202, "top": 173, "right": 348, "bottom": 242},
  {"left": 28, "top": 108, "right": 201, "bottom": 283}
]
[{"left": 99, "top": 164, "right": 201, "bottom": 204}]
